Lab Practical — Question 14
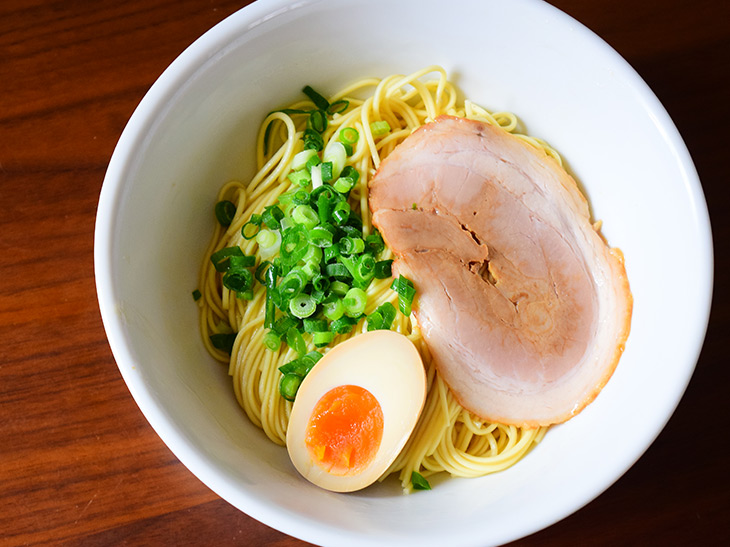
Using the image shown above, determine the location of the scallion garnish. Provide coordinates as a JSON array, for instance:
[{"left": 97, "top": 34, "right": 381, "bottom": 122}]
[
  {"left": 391, "top": 275, "right": 416, "bottom": 315},
  {"left": 287, "top": 169, "right": 312, "bottom": 187},
  {"left": 214, "top": 200, "right": 237, "bottom": 227},
  {"left": 367, "top": 302, "right": 397, "bottom": 331},
  {"left": 342, "top": 287, "right": 367, "bottom": 318},
  {"left": 210, "top": 246, "right": 244, "bottom": 272},
  {"left": 223, "top": 268, "right": 253, "bottom": 293},
  {"left": 210, "top": 332, "right": 237, "bottom": 354},
  {"left": 373, "top": 259, "right": 393, "bottom": 279},
  {"left": 327, "top": 99, "right": 349, "bottom": 115},
  {"left": 241, "top": 214, "right": 263, "bottom": 240},
  {"left": 370, "top": 120, "right": 391, "bottom": 137},
  {"left": 411, "top": 471, "right": 431, "bottom": 491},
  {"left": 302, "top": 85, "right": 330, "bottom": 111},
  {"left": 212, "top": 83, "right": 420, "bottom": 403},
  {"left": 192, "top": 289, "right": 202, "bottom": 301},
  {"left": 279, "top": 373, "right": 302, "bottom": 402},
  {"left": 308, "top": 109, "right": 328, "bottom": 133},
  {"left": 303, "top": 129, "right": 325, "bottom": 152},
  {"left": 339, "top": 127, "right": 359, "bottom": 145},
  {"left": 289, "top": 294, "right": 317, "bottom": 319}
]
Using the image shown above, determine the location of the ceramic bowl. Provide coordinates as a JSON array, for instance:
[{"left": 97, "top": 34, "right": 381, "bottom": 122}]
[{"left": 95, "top": 1, "right": 713, "bottom": 545}]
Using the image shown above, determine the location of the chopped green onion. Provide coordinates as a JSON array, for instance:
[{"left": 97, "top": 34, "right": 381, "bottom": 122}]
[
  {"left": 291, "top": 204, "right": 319, "bottom": 230},
  {"left": 325, "top": 262, "right": 351, "bottom": 280},
  {"left": 339, "top": 254, "right": 372, "bottom": 289},
  {"left": 340, "top": 165, "right": 360, "bottom": 184},
  {"left": 301, "top": 260, "right": 319, "bottom": 280},
  {"left": 278, "top": 350, "right": 322, "bottom": 378},
  {"left": 303, "top": 318, "right": 328, "bottom": 333},
  {"left": 280, "top": 225, "right": 309, "bottom": 264},
  {"left": 256, "top": 228, "right": 277, "bottom": 249},
  {"left": 262, "top": 205, "right": 285, "bottom": 230},
  {"left": 343, "top": 287, "right": 367, "bottom": 318},
  {"left": 370, "top": 120, "right": 391, "bottom": 137},
  {"left": 229, "top": 254, "right": 256, "bottom": 269},
  {"left": 214, "top": 200, "right": 236, "bottom": 226},
  {"left": 289, "top": 294, "right": 317, "bottom": 319},
  {"left": 302, "top": 85, "right": 330, "bottom": 111},
  {"left": 329, "top": 280, "right": 349, "bottom": 296},
  {"left": 367, "top": 302, "right": 397, "bottom": 331},
  {"left": 258, "top": 260, "right": 278, "bottom": 287},
  {"left": 357, "top": 254, "right": 376, "bottom": 280},
  {"left": 311, "top": 164, "right": 323, "bottom": 189},
  {"left": 237, "top": 289, "right": 254, "bottom": 300},
  {"left": 374, "top": 259, "right": 393, "bottom": 279},
  {"left": 332, "top": 165, "right": 360, "bottom": 194},
  {"left": 256, "top": 229, "right": 281, "bottom": 259},
  {"left": 320, "top": 161, "right": 334, "bottom": 183},
  {"left": 279, "top": 269, "right": 307, "bottom": 299},
  {"left": 323, "top": 243, "right": 339, "bottom": 263},
  {"left": 366, "top": 230, "right": 385, "bottom": 255},
  {"left": 273, "top": 315, "right": 299, "bottom": 336},
  {"left": 263, "top": 331, "right": 281, "bottom": 351},
  {"left": 286, "top": 326, "right": 307, "bottom": 356},
  {"left": 339, "top": 236, "right": 365, "bottom": 256},
  {"left": 310, "top": 288, "right": 326, "bottom": 304},
  {"left": 223, "top": 268, "right": 253, "bottom": 293},
  {"left": 308, "top": 226, "right": 334, "bottom": 248},
  {"left": 279, "top": 373, "right": 302, "bottom": 401},
  {"left": 333, "top": 177, "right": 354, "bottom": 194},
  {"left": 313, "top": 331, "right": 335, "bottom": 347},
  {"left": 323, "top": 141, "right": 347, "bottom": 179},
  {"left": 241, "top": 214, "right": 263, "bottom": 239},
  {"left": 327, "top": 99, "right": 349, "bottom": 115},
  {"left": 391, "top": 274, "right": 416, "bottom": 315},
  {"left": 331, "top": 201, "right": 350, "bottom": 225},
  {"left": 288, "top": 168, "right": 312, "bottom": 187},
  {"left": 210, "top": 246, "right": 244, "bottom": 272},
  {"left": 279, "top": 216, "right": 294, "bottom": 233},
  {"left": 293, "top": 189, "right": 310, "bottom": 205},
  {"left": 210, "top": 332, "right": 237, "bottom": 354},
  {"left": 307, "top": 109, "right": 328, "bottom": 133},
  {"left": 303, "top": 129, "right": 324, "bottom": 152},
  {"left": 411, "top": 471, "right": 431, "bottom": 491},
  {"left": 322, "top": 298, "right": 345, "bottom": 321},
  {"left": 330, "top": 315, "right": 359, "bottom": 334},
  {"left": 264, "top": 288, "right": 276, "bottom": 329},
  {"left": 344, "top": 212, "right": 363, "bottom": 232},
  {"left": 312, "top": 273, "right": 330, "bottom": 293},
  {"left": 192, "top": 289, "right": 202, "bottom": 301},
  {"left": 339, "top": 127, "right": 359, "bottom": 145},
  {"left": 303, "top": 242, "right": 323, "bottom": 261},
  {"left": 291, "top": 149, "right": 319, "bottom": 171}
]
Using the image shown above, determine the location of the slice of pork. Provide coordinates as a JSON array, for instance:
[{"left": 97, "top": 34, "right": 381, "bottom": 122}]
[{"left": 369, "top": 115, "right": 632, "bottom": 427}]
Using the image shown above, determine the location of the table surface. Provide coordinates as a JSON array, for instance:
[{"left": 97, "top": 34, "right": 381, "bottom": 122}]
[{"left": 2, "top": 0, "right": 728, "bottom": 545}]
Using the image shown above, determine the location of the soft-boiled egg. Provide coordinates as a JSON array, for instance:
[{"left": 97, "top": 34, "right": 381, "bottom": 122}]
[{"left": 286, "top": 330, "right": 426, "bottom": 492}]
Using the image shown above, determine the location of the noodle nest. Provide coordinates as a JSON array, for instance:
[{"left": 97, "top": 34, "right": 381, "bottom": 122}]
[{"left": 197, "top": 66, "right": 548, "bottom": 491}]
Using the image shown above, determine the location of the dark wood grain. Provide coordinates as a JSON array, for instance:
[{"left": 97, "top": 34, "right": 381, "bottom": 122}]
[{"left": 1, "top": 1, "right": 727, "bottom": 545}]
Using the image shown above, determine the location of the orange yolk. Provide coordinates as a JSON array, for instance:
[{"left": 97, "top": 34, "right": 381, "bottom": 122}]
[{"left": 304, "top": 385, "right": 384, "bottom": 475}]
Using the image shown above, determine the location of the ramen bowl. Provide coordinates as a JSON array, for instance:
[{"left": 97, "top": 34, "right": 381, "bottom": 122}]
[{"left": 94, "top": 0, "right": 712, "bottom": 545}]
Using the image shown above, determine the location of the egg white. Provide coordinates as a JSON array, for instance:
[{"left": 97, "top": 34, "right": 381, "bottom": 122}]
[{"left": 286, "top": 330, "right": 426, "bottom": 492}]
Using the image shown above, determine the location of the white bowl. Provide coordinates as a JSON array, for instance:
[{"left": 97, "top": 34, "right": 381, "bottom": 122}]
[{"left": 94, "top": 0, "right": 713, "bottom": 545}]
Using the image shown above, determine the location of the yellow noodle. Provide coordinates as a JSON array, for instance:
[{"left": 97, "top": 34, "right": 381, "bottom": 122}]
[{"left": 197, "top": 67, "right": 550, "bottom": 491}]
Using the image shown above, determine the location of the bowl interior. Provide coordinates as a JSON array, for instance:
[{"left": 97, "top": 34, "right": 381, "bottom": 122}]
[{"left": 95, "top": 0, "right": 713, "bottom": 545}]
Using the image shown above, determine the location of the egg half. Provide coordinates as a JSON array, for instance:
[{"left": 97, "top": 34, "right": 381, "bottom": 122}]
[{"left": 286, "top": 330, "right": 426, "bottom": 492}]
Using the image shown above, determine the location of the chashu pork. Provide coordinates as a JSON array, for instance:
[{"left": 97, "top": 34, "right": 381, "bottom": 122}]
[{"left": 369, "top": 115, "right": 632, "bottom": 427}]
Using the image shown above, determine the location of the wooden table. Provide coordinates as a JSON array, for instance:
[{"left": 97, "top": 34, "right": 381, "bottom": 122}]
[{"left": 2, "top": 1, "right": 727, "bottom": 545}]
